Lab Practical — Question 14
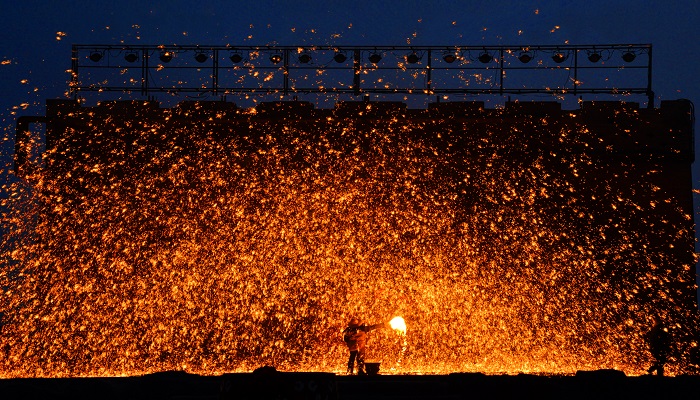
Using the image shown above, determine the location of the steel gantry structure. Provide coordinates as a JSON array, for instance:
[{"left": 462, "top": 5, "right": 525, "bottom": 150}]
[{"left": 70, "top": 44, "right": 653, "bottom": 105}]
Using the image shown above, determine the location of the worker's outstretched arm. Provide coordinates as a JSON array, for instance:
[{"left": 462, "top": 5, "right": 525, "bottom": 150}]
[{"left": 365, "top": 322, "right": 387, "bottom": 331}]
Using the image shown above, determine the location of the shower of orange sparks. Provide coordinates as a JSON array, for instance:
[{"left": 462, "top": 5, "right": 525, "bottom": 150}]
[{"left": 0, "top": 100, "right": 697, "bottom": 378}]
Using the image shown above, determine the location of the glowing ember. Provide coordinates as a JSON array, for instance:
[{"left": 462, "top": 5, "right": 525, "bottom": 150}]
[{"left": 389, "top": 316, "right": 407, "bottom": 335}]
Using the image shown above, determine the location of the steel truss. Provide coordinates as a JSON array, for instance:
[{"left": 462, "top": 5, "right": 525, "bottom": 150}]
[{"left": 70, "top": 44, "right": 653, "bottom": 105}]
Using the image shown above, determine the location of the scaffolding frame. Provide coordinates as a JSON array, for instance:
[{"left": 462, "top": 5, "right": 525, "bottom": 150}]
[{"left": 70, "top": 44, "right": 653, "bottom": 106}]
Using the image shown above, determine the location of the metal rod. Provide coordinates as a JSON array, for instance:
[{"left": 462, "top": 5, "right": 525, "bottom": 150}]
[
  {"left": 72, "top": 44, "right": 652, "bottom": 51},
  {"left": 573, "top": 49, "right": 578, "bottom": 95},
  {"left": 499, "top": 48, "right": 504, "bottom": 95},
  {"left": 427, "top": 49, "right": 432, "bottom": 94},
  {"left": 70, "top": 86, "right": 650, "bottom": 95},
  {"left": 353, "top": 49, "right": 361, "bottom": 96},
  {"left": 213, "top": 49, "right": 219, "bottom": 95},
  {"left": 283, "top": 49, "right": 289, "bottom": 96},
  {"left": 141, "top": 49, "right": 147, "bottom": 96},
  {"left": 647, "top": 46, "right": 654, "bottom": 108},
  {"left": 143, "top": 49, "right": 149, "bottom": 96},
  {"left": 70, "top": 45, "right": 79, "bottom": 99}
]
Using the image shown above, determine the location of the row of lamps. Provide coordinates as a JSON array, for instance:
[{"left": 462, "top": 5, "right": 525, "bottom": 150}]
[{"left": 88, "top": 48, "right": 637, "bottom": 65}]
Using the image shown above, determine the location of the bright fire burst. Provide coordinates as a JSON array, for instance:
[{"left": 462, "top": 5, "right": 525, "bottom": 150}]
[
  {"left": 0, "top": 100, "right": 697, "bottom": 377},
  {"left": 389, "top": 316, "right": 407, "bottom": 335}
]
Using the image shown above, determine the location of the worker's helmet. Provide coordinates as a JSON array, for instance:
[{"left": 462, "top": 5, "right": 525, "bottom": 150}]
[{"left": 348, "top": 318, "right": 361, "bottom": 327}]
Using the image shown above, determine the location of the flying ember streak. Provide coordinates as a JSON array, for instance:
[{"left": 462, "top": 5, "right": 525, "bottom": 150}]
[{"left": 0, "top": 99, "right": 697, "bottom": 377}]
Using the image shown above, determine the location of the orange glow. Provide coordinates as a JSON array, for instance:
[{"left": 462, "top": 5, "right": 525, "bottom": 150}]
[{"left": 0, "top": 101, "right": 696, "bottom": 378}]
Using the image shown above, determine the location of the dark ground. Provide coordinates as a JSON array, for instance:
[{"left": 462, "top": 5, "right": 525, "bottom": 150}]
[{"left": 0, "top": 369, "right": 698, "bottom": 400}]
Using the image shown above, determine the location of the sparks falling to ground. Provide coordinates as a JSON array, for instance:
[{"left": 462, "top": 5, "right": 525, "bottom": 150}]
[
  {"left": 0, "top": 100, "right": 697, "bottom": 377},
  {"left": 387, "top": 316, "right": 408, "bottom": 370}
]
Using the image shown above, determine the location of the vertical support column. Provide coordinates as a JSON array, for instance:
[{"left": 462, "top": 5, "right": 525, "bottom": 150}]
[
  {"left": 647, "top": 45, "right": 654, "bottom": 108},
  {"left": 283, "top": 48, "right": 290, "bottom": 96},
  {"left": 213, "top": 48, "right": 219, "bottom": 95},
  {"left": 573, "top": 49, "right": 579, "bottom": 95},
  {"left": 426, "top": 49, "right": 432, "bottom": 94},
  {"left": 70, "top": 45, "right": 79, "bottom": 99},
  {"left": 353, "top": 49, "right": 361, "bottom": 96},
  {"left": 142, "top": 48, "right": 149, "bottom": 97},
  {"left": 499, "top": 47, "right": 504, "bottom": 95}
]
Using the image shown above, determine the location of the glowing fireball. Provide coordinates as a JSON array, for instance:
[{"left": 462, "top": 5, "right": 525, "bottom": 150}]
[{"left": 389, "top": 316, "right": 407, "bottom": 335}]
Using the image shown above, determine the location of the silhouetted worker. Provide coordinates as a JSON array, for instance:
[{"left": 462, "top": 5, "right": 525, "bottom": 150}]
[
  {"left": 646, "top": 316, "right": 670, "bottom": 376},
  {"left": 342, "top": 318, "right": 388, "bottom": 375}
]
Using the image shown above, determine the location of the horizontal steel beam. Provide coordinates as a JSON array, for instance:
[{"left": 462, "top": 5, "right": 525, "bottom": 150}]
[{"left": 72, "top": 44, "right": 651, "bottom": 51}]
